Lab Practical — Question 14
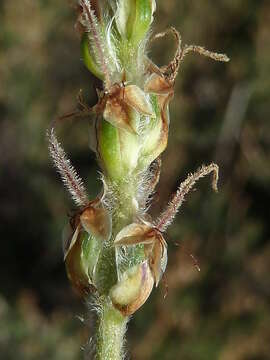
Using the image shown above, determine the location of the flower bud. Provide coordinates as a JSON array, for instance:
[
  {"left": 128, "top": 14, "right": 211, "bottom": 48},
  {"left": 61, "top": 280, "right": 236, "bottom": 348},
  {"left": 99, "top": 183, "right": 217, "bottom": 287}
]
[
  {"left": 116, "top": 0, "right": 156, "bottom": 45},
  {"left": 110, "top": 261, "right": 154, "bottom": 315},
  {"left": 97, "top": 119, "right": 141, "bottom": 180}
]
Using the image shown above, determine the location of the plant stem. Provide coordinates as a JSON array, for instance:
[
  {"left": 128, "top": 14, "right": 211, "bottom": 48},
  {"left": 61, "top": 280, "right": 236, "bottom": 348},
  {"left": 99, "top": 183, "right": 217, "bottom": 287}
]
[
  {"left": 94, "top": 177, "right": 141, "bottom": 359},
  {"left": 96, "top": 298, "right": 128, "bottom": 360}
]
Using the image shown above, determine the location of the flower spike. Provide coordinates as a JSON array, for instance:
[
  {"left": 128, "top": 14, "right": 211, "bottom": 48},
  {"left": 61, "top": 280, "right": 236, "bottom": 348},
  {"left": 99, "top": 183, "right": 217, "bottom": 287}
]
[{"left": 48, "top": 1, "right": 230, "bottom": 356}]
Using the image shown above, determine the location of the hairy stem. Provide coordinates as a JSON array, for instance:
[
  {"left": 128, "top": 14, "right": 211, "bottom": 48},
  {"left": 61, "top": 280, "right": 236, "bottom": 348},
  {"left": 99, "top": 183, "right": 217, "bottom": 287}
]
[
  {"left": 96, "top": 298, "right": 128, "bottom": 360},
  {"left": 94, "top": 176, "right": 142, "bottom": 358}
]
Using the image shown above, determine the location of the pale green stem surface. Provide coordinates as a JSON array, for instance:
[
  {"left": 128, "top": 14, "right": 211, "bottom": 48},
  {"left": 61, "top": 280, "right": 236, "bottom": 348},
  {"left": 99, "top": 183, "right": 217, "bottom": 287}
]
[
  {"left": 96, "top": 299, "right": 128, "bottom": 360},
  {"left": 95, "top": 176, "right": 143, "bottom": 359}
]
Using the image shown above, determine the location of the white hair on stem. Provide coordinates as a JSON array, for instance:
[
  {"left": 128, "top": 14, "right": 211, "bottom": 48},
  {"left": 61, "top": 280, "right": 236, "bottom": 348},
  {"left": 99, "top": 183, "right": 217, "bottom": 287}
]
[
  {"left": 155, "top": 163, "right": 219, "bottom": 233},
  {"left": 47, "top": 128, "right": 89, "bottom": 208}
]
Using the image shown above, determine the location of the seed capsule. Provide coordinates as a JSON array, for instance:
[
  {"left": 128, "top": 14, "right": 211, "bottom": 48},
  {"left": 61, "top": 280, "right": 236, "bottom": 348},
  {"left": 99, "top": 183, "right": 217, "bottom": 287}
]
[
  {"left": 63, "top": 219, "right": 107, "bottom": 297},
  {"left": 65, "top": 225, "right": 88, "bottom": 296},
  {"left": 62, "top": 194, "right": 112, "bottom": 296},
  {"left": 110, "top": 261, "right": 154, "bottom": 315}
]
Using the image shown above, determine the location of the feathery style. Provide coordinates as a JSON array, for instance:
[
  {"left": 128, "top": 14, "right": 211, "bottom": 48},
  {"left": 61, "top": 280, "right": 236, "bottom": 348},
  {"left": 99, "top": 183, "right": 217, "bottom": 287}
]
[{"left": 48, "top": 128, "right": 88, "bottom": 208}]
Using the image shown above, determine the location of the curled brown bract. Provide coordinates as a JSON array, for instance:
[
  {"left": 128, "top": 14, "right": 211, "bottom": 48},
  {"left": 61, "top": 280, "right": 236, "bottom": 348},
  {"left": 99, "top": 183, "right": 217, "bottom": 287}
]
[{"left": 102, "top": 82, "right": 154, "bottom": 133}]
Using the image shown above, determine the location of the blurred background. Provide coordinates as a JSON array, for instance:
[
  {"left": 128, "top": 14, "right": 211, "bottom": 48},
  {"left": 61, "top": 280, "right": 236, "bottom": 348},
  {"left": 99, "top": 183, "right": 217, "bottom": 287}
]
[{"left": 1, "top": 0, "right": 270, "bottom": 359}]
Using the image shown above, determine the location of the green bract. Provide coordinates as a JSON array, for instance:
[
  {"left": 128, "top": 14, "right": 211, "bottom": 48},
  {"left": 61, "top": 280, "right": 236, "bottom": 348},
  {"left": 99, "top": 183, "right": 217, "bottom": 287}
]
[
  {"left": 116, "top": 0, "right": 156, "bottom": 45},
  {"left": 81, "top": 33, "right": 104, "bottom": 80}
]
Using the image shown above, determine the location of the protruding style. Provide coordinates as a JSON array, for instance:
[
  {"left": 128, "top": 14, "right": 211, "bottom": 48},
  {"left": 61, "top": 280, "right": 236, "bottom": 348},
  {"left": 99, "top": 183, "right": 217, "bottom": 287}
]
[
  {"left": 155, "top": 163, "right": 219, "bottom": 233},
  {"left": 48, "top": 128, "right": 89, "bottom": 208}
]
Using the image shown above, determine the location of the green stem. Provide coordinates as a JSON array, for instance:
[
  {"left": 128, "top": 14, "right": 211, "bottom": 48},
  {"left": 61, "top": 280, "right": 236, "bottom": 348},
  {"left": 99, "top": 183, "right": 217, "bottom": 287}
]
[
  {"left": 94, "top": 176, "right": 144, "bottom": 358},
  {"left": 96, "top": 298, "right": 128, "bottom": 360}
]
